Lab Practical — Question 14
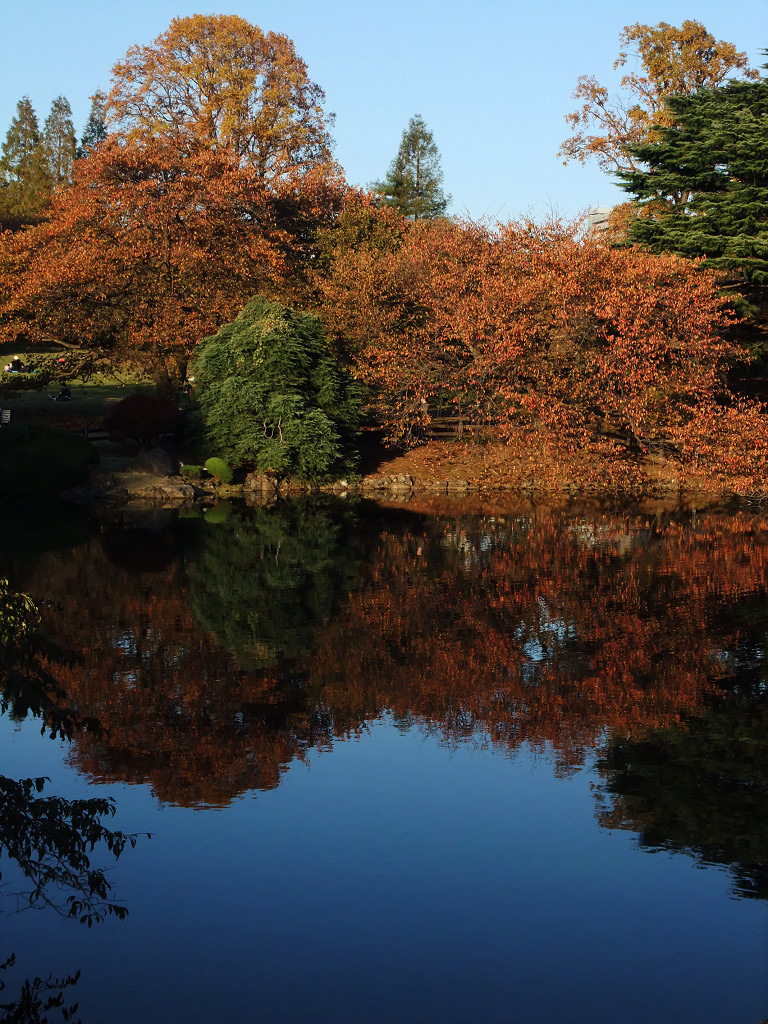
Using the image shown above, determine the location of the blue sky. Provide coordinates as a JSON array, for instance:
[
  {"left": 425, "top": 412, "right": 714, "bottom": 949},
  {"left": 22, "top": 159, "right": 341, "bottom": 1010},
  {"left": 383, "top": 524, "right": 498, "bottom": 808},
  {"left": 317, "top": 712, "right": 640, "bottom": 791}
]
[{"left": 1, "top": 1, "right": 765, "bottom": 221}]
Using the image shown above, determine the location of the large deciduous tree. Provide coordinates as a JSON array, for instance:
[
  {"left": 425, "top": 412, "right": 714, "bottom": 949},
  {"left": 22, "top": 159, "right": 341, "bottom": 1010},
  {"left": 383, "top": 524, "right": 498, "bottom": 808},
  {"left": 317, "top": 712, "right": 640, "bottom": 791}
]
[
  {"left": 0, "top": 137, "right": 344, "bottom": 383},
  {"left": 104, "top": 14, "right": 335, "bottom": 183},
  {"left": 318, "top": 204, "right": 768, "bottom": 488},
  {"left": 0, "top": 17, "right": 344, "bottom": 382},
  {"left": 0, "top": 97, "right": 51, "bottom": 228},
  {"left": 372, "top": 114, "right": 450, "bottom": 219},
  {"left": 619, "top": 76, "right": 768, "bottom": 287},
  {"left": 559, "top": 21, "right": 757, "bottom": 177}
]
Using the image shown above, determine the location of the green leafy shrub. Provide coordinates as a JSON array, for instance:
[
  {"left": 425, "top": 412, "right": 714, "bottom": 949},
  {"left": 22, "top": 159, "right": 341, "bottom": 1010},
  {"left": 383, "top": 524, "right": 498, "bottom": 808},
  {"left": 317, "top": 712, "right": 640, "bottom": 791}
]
[
  {"left": 103, "top": 392, "right": 178, "bottom": 448},
  {"left": 204, "top": 457, "right": 232, "bottom": 484},
  {"left": 0, "top": 423, "right": 98, "bottom": 496},
  {"left": 203, "top": 502, "right": 233, "bottom": 524},
  {"left": 180, "top": 464, "right": 204, "bottom": 480},
  {"left": 189, "top": 295, "right": 363, "bottom": 481}
]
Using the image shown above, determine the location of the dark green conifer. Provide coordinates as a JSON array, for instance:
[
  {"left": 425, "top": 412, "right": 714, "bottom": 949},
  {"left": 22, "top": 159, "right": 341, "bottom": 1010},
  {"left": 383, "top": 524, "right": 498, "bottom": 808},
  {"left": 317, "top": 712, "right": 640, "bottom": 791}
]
[
  {"left": 191, "top": 296, "right": 363, "bottom": 481},
  {"left": 620, "top": 74, "right": 768, "bottom": 286},
  {"left": 77, "top": 91, "right": 108, "bottom": 158},
  {"left": 43, "top": 95, "right": 77, "bottom": 185},
  {"left": 372, "top": 114, "right": 450, "bottom": 220},
  {"left": 0, "top": 96, "right": 51, "bottom": 226}
]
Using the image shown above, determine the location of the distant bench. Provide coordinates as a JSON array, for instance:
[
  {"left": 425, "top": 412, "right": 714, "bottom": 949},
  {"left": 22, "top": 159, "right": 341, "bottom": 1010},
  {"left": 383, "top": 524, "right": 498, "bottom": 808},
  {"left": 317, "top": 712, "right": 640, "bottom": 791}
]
[{"left": 76, "top": 427, "right": 110, "bottom": 441}]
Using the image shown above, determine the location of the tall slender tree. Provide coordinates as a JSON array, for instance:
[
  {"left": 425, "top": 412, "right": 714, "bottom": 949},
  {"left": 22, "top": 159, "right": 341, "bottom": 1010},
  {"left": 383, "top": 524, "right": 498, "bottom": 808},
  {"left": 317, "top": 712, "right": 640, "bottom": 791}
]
[
  {"left": 77, "top": 90, "right": 109, "bottom": 158},
  {"left": 0, "top": 96, "right": 51, "bottom": 226},
  {"left": 372, "top": 114, "right": 450, "bottom": 219},
  {"left": 43, "top": 95, "right": 77, "bottom": 186}
]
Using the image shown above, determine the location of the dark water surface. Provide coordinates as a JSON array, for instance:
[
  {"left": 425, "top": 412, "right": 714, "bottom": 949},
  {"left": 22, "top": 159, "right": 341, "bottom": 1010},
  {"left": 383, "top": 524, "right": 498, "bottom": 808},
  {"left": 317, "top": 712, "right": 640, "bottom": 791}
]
[{"left": 1, "top": 497, "right": 766, "bottom": 1023}]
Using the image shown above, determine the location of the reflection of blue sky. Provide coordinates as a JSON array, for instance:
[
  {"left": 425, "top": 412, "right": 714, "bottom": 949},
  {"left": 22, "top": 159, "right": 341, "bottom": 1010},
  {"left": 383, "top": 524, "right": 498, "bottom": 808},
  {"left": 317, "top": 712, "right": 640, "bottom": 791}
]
[
  {"left": 2, "top": 711, "right": 765, "bottom": 1024},
  {"left": 519, "top": 599, "right": 580, "bottom": 684}
]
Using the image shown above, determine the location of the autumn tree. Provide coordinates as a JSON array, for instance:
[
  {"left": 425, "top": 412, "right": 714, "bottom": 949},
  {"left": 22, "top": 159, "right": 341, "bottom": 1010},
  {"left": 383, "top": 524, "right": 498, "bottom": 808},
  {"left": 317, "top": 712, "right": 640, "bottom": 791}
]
[
  {"left": 77, "top": 90, "right": 109, "bottom": 157},
  {"left": 104, "top": 14, "right": 335, "bottom": 184},
  {"left": 0, "top": 96, "right": 51, "bottom": 228},
  {"left": 42, "top": 95, "right": 77, "bottom": 186},
  {"left": 372, "top": 114, "right": 450, "bottom": 219},
  {"left": 319, "top": 208, "right": 768, "bottom": 489},
  {"left": 559, "top": 21, "right": 757, "bottom": 178},
  {"left": 0, "top": 137, "right": 345, "bottom": 384}
]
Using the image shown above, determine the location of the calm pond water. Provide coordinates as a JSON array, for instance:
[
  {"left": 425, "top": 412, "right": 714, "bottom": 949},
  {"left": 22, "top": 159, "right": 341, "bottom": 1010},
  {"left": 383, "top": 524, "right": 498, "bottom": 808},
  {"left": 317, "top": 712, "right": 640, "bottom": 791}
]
[{"left": 0, "top": 496, "right": 766, "bottom": 1023}]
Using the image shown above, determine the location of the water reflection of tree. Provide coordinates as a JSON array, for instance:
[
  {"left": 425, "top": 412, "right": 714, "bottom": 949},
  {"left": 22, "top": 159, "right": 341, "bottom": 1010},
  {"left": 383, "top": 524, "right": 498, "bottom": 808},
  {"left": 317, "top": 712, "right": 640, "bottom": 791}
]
[
  {"left": 13, "top": 527, "right": 339, "bottom": 805},
  {"left": 0, "top": 498, "right": 95, "bottom": 563},
  {"left": 11, "top": 506, "right": 768, "bottom": 830},
  {"left": 181, "top": 498, "right": 367, "bottom": 668},
  {"left": 0, "top": 579, "right": 140, "bottom": 1023},
  {"left": 310, "top": 513, "right": 758, "bottom": 768},
  {"left": 597, "top": 681, "right": 768, "bottom": 900}
]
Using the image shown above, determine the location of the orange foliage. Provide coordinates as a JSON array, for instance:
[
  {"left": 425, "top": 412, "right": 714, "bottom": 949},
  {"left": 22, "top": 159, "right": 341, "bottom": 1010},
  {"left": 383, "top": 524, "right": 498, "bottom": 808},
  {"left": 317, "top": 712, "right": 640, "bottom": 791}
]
[
  {"left": 25, "top": 537, "right": 309, "bottom": 806},
  {"left": 559, "top": 20, "right": 757, "bottom": 176},
  {"left": 105, "top": 14, "right": 336, "bottom": 182},
  {"left": 0, "top": 139, "right": 345, "bottom": 375},
  {"left": 319, "top": 206, "right": 768, "bottom": 491},
  {"left": 12, "top": 508, "right": 768, "bottom": 803},
  {"left": 308, "top": 512, "right": 759, "bottom": 769}
]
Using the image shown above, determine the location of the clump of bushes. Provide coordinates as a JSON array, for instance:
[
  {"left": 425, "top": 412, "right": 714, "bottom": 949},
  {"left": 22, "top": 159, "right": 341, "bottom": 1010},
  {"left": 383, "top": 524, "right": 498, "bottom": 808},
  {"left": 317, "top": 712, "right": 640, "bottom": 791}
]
[
  {"left": 180, "top": 464, "right": 204, "bottom": 480},
  {"left": 0, "top": 422, "right": 98, "bottom": 496},
  {"left": 204, "top": 457, "right": 233, "bottom": 484}
]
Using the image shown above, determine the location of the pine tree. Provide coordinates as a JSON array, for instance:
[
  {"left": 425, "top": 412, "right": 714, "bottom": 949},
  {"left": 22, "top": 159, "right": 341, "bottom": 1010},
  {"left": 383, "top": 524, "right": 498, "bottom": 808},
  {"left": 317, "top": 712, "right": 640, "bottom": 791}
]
[
  {"left": 620, "top": 76, "right": 768, "bottom": 286},
  {"left": 372, "top": 115, "right": 450, "bottom": 219},
  {"left": 43, "top": 95, "right": 77, "bottom": 185},
  {"left": 77, "top": 91, "right": 108, "bottom": 158},
  {"left": 0, "top": 96, "right": 51, "bottom": 226}
]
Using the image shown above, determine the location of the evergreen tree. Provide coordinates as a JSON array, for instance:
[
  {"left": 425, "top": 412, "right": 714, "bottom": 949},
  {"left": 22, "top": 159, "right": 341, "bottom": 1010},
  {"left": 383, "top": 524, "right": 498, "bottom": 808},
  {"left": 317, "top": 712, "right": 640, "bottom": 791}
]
[
  {"left": 620, "top": 75, "right": 768, "bottom": 286},
  {"left": 191, "top": 295, "right": 363, "bottom": 481},
  {"left": 77, "top": 91, "right": 108, "bottom": 158},
  {"left": 43, "top": 95, "right": 77, "bottom": 185},
  {"left": 0, "top": 96, "right": 51, "bottom": 226},
  {"left": 372, "top": 114, "right": 450, "bottom": 219}
]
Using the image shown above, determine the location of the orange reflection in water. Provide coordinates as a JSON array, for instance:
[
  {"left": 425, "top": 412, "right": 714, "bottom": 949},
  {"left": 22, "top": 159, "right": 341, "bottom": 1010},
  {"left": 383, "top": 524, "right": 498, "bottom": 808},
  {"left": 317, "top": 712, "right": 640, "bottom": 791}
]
[{"left": 19, "top": 508, "right": 768, "bottom": 806}]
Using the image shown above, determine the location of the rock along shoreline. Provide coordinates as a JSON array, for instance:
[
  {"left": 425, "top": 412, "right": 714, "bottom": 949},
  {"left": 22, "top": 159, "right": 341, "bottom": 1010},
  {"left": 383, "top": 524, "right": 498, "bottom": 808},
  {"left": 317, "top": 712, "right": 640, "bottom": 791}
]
[{"left": 60, "top": 444, "right": 743, "bottom": 513}]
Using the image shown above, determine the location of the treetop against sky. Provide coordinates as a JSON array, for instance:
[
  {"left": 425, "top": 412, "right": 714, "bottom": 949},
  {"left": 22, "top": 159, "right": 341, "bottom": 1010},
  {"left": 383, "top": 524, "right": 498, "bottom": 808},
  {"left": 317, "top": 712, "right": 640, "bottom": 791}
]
[{"left": 1, "top": 0, "right": 765, "bottom": 222}]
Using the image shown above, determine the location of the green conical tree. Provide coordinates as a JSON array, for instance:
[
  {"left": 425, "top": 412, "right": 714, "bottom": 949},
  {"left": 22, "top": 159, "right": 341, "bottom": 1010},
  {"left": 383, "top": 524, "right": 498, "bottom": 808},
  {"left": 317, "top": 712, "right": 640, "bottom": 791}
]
[
  {"left": 372, "top": 114, "right": 450, "bottom": 219},
  {"left": 77, "top": 91, "right": 108, "bottom": 158},
  {"left": 0, "top": 96, "right": 51, "bottom": 226},
  {"left": 43, "top": 95, "right": 77, "bottom": 185}
]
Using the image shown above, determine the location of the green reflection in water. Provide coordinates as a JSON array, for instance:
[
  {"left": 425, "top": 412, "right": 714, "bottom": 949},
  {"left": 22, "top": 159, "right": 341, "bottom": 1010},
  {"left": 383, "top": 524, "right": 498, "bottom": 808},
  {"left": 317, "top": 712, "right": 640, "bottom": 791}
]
[
  {"left": 597, "top": 687, "right": 768, "bottom": 900},
  {"left": 181, "top": 497, "right": 370, "bottom": 668}
]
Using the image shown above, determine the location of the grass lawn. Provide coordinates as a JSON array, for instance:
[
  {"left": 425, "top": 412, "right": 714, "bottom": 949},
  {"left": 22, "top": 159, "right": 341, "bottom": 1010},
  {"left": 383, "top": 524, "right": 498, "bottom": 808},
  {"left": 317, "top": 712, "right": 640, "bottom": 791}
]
[{"left": 0, "top": 373, "right": 154, "bottom": 432}]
